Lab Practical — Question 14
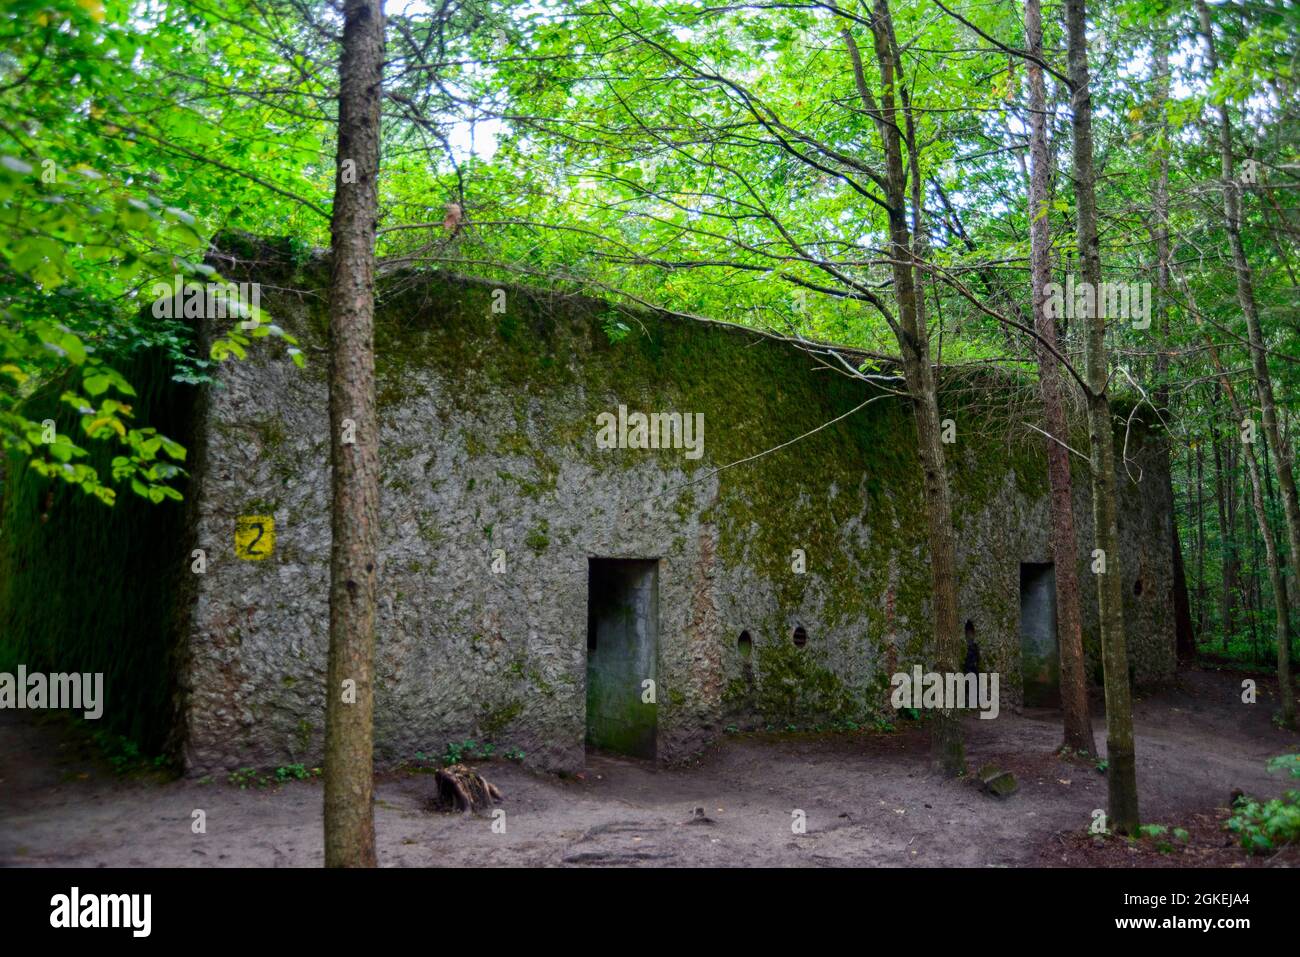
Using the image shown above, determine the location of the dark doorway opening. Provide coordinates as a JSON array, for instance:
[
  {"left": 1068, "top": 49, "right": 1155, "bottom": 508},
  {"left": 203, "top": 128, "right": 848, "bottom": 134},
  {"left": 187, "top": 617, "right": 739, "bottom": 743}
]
[
  {"left": 585, "top": 558, "right": 659, "bottom": 759},
  {"left": 1019, "top": 562, "right": 1060, "bottom": 707}
]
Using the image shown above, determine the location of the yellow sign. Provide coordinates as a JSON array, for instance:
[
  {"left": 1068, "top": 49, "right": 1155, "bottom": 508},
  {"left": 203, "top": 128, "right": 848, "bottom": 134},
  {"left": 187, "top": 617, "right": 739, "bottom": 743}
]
[{"left": 235, "top": 516, "right": 275, "bottom": 560}]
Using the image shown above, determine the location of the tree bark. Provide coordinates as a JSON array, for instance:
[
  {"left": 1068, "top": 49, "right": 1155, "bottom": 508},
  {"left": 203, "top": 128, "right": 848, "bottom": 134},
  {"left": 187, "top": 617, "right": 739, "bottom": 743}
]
[
  {"left": 1172, "top": 531, "right": 1196, "bottom": 660},
  {"left": 1149, "top": 35, "right": 1196, "bottom": 662},
  {"left": 1212, "top": 418, "right": 1238, "bottom": 649},
  {"left": 1196, "top": 0, "right": 1296, "bottom": 725},
  {"left": 1152, "top": 30, "right": 1172, "bottom": 421},
  {"left": 1065, "top": 0, "right": 1139, "bottom": 833},
  {"left": 324, "top": 0, "right": 385, "bottom": 868},
  {"left": 854, "top": 0, "right": 965, "bottom": 775},
  {"left": 1196, "top": 441, "right": 1206, "bottom": 639},
  {"left": 1025, "top": 0, "right": 1094, "bottom": 756}
]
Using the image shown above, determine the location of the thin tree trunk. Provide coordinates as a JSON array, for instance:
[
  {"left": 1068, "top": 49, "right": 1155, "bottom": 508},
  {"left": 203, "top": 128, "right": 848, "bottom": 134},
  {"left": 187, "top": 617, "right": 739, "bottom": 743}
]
[
  {"left": 324, "top": 0, "right": 385, "bottom": 868},
  {"left": 847, "top": 2, "right": 965, "bottom": 775},
  {"left": 897, "top": 36, "right": 967, "bottom": 778},
  {"left": 1152, "top": 30, "right": 1170, "bottom": 410},
  {"left": 1196, "top": 0, "right": 1295, "bottom": 725},
  {"left": 1172, "top": 531, "right": 1195, "bottom": 660},
  {"left": 1212, "top": 419, "right": 1237, "bottom": 649},
  {"left": 1150, "top": 35, "right": 1195, "bottom": 662},
  {"left": 1227, "top": 425, "right": 1240, "bottom": 649},
  {"left": 1196, "top": 440, "right": 1206, "bottom": 639},
  {"left": 1025, "top": 0, "right": 1094, "bottom": 755},
  {"left": 1262, "top": 431, "right": 1294, "bottom": 653},
  {"left": 1250, "top": 530, "right": 1262, "bottom": 663},
  {"left": 1065, "top": 0, "right": 1139, "bottom": 833},
  {"left": 1208, "top": 343, "right": 1290, "bottom": 697},
  {"left": 1230, "top": 438, "right": 1241, "bottom": 647}
]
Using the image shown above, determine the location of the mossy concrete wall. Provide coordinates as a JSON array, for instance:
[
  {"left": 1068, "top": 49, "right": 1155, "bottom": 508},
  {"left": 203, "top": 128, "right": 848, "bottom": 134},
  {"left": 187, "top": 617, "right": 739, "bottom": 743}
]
[{"left": 178, "top": 243, "right": 1176, "bottom": 773}]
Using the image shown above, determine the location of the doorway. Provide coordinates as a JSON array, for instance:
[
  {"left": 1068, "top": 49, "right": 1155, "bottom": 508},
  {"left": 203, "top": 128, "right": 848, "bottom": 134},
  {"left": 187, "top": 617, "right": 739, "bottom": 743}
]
[
  {"left": 585, "top": 558, "right": 659, "bottom": 758},
  {"left": 1020, "top": 562, "right": 1060, "bottom": 707}
]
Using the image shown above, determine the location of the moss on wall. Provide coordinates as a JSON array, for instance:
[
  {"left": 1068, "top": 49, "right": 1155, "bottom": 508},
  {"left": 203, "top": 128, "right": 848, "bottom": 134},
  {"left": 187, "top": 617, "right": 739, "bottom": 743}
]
[
  {"left": 365, "top": 271, "right": 1083, "bottom": 728},
  {"left": 29, "top": 239, "right": 1166, "bottom": 763}
]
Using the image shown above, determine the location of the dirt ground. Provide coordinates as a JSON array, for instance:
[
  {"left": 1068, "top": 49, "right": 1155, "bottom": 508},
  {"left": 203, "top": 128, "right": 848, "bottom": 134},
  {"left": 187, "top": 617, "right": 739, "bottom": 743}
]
[{"left": 1, "top": 666, "right": 1296, "bottom": 867}]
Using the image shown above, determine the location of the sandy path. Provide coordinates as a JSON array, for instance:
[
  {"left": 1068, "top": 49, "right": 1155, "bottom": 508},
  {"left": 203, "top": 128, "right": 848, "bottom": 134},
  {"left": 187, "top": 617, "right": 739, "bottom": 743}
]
[{"left": 1, "top": 667, "right": 1295, "bottom": 867}]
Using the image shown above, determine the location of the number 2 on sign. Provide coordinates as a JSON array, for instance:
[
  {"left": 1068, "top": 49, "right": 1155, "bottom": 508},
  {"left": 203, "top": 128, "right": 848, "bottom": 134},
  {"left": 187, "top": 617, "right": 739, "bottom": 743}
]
[{"left": 235, "top": 516, "right": 275, "bottom": 560}]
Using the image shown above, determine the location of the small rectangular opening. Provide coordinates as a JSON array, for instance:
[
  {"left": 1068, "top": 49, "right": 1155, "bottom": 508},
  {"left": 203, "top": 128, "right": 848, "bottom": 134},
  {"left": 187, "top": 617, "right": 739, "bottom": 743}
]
[
  {"left": 1020, "top": 562, "right": 1060, "bottom": 707},
  {"left": 585, "top": 558, "right": 659, "bottom": 759}
]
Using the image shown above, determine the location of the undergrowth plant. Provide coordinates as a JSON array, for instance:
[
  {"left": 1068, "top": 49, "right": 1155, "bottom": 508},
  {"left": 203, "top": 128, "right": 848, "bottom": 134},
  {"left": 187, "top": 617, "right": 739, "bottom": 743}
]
[{"left": 1226, "top": 754, "right": 1300, "bottom": 853}]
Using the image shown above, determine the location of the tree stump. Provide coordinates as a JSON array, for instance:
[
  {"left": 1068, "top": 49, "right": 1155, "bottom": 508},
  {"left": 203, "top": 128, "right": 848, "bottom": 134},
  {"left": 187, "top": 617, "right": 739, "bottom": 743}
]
[{"left": 428, "top": 763, "right": 503, "bottom": 814}]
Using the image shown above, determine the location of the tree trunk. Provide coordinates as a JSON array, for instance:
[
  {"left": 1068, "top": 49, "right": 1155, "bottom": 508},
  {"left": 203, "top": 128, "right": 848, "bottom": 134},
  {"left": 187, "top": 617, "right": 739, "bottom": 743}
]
[
  {"left": 1172, "top": 532, "right": 1196, "bottom": 661},
  {"left": 1152, "top": 30, "right": 1171, "bottom": 419},
  {"left": 862, "top": 0, "right": 964, "bottom": 774},
  {"left": 1025, "top": 0, "right": 1094, "bottom": 755},
  {"left": 1262, "top": 435, "right": 1294, "bottom": 658},
  {"left": 1228, "top": 437, "right": 1240, "bottom": 649},
  {"left": 1149, "top": 35, "right": 1195, "bottom": 662},
  {"left": 1196, "top": 440, "right": 1206, "bottom": 638},
  {"left": 1212, "top": 421, "right": 1237, "bottom": 649},
  {"left": 1065, "top": 0, "right": 1139, "bottom": 833},
  {"left": 324, "top": 0, "right": 385, "bottom": 868},
  {"left": 1196, "top": 0, "right": 1295, "bottom": 725}
]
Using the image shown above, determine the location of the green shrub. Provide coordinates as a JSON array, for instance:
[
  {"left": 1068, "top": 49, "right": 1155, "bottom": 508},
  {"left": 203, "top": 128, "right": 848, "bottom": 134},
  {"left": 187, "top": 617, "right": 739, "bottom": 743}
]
[
  {"left": 227, "top": 764, "right": 319, "bottom": 789},
  {"left": 1225, "top": 754, "right": 1300, "bottom": 853}
]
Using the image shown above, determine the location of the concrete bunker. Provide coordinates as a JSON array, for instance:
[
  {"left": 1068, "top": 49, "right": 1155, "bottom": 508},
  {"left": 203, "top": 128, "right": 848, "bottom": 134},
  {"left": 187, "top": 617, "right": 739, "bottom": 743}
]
[{"left": 0, "top": 240, "right": 1181, "bottom": 773}]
